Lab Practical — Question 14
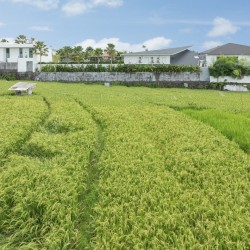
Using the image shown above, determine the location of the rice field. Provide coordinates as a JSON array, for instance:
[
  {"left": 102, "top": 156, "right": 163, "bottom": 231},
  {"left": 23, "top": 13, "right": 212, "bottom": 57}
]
[{"left": 0, "top": 80, "right": 249, "bottom": 249}]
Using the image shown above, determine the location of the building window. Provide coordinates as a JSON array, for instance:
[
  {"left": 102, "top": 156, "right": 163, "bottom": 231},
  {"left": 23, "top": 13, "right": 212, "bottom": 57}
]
[
  {"left": 157, "top": 57, "right": 160, "bottom": 63},
  {"left": 138, "top": 57, "right": 142, "bottom": 63},
  {"left": 151, "top": 57, "right": 154, "bottom": 63},
  {"left": 29, "top": 48, "right": 33, "bottom": 58},
  {"left": 6, "top": 48, "right": 10, "bottom": 58},
  {"left": 19, "top": 48, "right": 23, "bottom": 58}
]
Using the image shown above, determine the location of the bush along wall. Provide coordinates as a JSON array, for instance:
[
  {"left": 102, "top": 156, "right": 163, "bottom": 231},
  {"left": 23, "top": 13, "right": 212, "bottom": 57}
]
[
  {"left": 41, "top": 64, "right": 200, "bottom": 74},
  {"left": 209, "top": 56, "right": 250, "bottom": 79}
]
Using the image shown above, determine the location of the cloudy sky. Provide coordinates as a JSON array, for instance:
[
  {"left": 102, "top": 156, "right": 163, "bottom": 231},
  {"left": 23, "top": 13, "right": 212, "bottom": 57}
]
[{"left": 0, "top": 0, "right": 250, "bottom": 52}]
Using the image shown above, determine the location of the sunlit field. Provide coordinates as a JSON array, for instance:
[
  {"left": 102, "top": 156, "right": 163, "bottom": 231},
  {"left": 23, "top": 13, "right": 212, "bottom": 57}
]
[{"left": 0, "top": 80, "right": 249, "bottom": 249}]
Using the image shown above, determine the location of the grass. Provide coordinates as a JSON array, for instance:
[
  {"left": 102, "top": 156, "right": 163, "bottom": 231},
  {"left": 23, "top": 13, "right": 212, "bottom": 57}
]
[{"left": 182, "top": 109, "right": 250, "bottom": 154}]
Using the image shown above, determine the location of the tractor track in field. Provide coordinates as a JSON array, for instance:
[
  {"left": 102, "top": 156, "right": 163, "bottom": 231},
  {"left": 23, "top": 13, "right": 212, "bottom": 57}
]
[
  {"left": 75, "top": 99, "right": 105, "bottom": 249},
  {"left": 0, "top": 96, "right": 51, "bottom": 167}
]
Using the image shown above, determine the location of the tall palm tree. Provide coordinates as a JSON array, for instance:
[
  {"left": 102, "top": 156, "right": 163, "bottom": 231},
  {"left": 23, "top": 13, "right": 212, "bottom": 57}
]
[
  {"left": 85, "top": 46, "right": 94, "bottom": 61},
  {"left": 15, "top": 35, "right": 27, "bottom": 44},
  {"left": 105, "top": 43, "right": 116, "bottom": 66},
  {"left": 71, "top": 46, "right": 85, "bottom": 64},
  {"left": 33, "top": 41, "right": 49, "bottom": 71},
  {"left": 56, "top": 46, "right": 73, "bottom": 63},
  {"left": 94, "top": 48, "right": 103, "bottom": 64}
]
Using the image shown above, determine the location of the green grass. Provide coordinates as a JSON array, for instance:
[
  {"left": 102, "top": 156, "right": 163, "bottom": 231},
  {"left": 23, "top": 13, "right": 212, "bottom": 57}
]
[{"left": 182, "top": 109, "right": 250, "bottom": 154}]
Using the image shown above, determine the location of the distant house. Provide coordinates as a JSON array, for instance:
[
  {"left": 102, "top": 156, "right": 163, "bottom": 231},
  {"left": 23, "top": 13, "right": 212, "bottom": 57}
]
[
  {"left": 123, "top": 46, "right": 198, "bottom": 65},
  {"left": 199, "top": 43, "right": 250, "bottom": 67},
  {"left": 0, "top": 41, "right": 52, "bottom": 72}
]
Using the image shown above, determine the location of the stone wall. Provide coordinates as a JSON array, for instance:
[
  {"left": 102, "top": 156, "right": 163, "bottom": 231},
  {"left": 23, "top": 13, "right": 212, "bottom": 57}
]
[
  {"left": 37, "top": 72, "right": 202, "bottom": 83},
  {"left": 0, "top": 71, "right": 36, "bottom": 80}
]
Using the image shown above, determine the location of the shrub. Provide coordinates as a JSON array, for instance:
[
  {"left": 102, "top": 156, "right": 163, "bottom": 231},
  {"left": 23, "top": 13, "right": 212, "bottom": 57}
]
[
  {"left": 209, "top": 56, "right": 250, "bottom": 79},
  {"left": 41, "top": 64, "right": 200, "bottom": 74}
]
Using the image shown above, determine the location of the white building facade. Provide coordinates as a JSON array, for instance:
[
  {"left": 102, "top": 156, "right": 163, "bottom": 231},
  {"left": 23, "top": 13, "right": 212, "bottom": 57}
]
[
  {"left": 0, "top": 42, "right": 52, "bottom": 72},
  {"left": 199, "top": 43, "right": 250, "bottom": 67},
  {"left": 123, "top": 46, "right": 198, "bottom": 66},
  {"left": 124, "top": 55, "right": 170, "bottom": 64},
  {"left": 199, "top": 43, "right": 250, "bottom": 84}
]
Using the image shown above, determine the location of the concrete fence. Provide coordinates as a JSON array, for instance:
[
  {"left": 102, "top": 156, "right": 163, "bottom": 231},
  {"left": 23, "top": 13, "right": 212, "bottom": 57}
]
[
  {"left": 37, "top": 72, "right": 204, "bottom": 83},
  {"left": 210, "top": 76, "right": 250, "bottom": 84}
]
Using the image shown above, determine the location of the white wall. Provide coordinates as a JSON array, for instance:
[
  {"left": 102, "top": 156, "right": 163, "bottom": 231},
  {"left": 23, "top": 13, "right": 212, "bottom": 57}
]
[
  {"left": 210, "top": 76, "right": 250, "bottom": 84},
  {"left": 7, "top": 48, "right": 19, "bottom": 63},
  {"left": 124, "top": 55, "right": 170, "bottom": 64},
  {"left": 205, "top": 55, "right": 218, "bottom": 66},
  {"left": 238, "top": 55, "right": 250, "bottom": 63},
  {"left": 17, "top": 58, "right": 35, "bottom": 72},
  {"left": 0, "top": 48, "right": 5, "bottom": 61}
]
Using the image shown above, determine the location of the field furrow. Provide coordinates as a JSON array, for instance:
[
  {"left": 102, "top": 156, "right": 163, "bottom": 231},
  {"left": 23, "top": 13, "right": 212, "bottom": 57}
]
[{"left": 75, "top": 99, "right": 105, "bottom": 249}]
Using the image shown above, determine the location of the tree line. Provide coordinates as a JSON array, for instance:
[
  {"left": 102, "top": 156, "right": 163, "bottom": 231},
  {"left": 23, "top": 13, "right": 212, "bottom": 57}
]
[
  {"left": 55, "top": 43, "right": 124, "bottom": 64},
  {"left": 1, "top": 35, "right": 125, "bottom": 64}
]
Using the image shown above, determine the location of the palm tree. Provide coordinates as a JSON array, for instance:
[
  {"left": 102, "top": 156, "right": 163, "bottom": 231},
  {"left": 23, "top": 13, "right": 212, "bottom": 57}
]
[
  {"left": 85, "top": 46, "right": 94, "bottom": 61},
  {"left": 33, "top": 41, "right": 49, "bottom": 71},
  {"left": 94, "top": 48, "right": 103, "bottom": 64},
  {"left": 105, "top": 43, "right": 116, "bottom": 66},
  {"left": 71, "top": 46, "right": 85, "bottom": 64},
  {"left": 56, "top": 46, "right": 73, "bottom": 63},
  {"left": 15, "top": 35, "right": 27, "bottom": 44}
]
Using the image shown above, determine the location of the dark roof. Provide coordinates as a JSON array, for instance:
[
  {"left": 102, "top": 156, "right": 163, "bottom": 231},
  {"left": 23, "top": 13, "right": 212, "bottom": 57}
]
[
  {"left": 200, "top": 43, "right": 250, "bottom": 55},
  {"left": 123, "top": 46, "right": 192, "bottom": 56}
]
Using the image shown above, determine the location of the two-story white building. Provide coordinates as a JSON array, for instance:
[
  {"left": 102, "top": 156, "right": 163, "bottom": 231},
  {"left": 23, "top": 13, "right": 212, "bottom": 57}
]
[
  {"left": 0, "top": 41, "right": 52, "bottom": 72},
  {"left": 123, "top": 46, "right": 199, "bottom": 66}
]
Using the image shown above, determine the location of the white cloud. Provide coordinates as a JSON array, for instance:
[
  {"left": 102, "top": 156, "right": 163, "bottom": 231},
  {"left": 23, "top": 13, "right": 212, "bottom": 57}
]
[
  {"left": 61, "top": 1, "right": 89, "bottom": 16},
  {"left": 76, "top": 37, "right": 172, "bottom": 52},
  {"left": 30, "top": 25, "right": 52, "bottom": 31},
  {"left": 208, "top": 17, "right": 240, "bottom": 37},
  {"left": 12, "top": 0, "right": 59, "bottom": 10},
  {"left": 202, "top": 41, "right": 223, "bottom": 50},
  {"left": 62, "top": 0, "right": 123, "bottom": 16},
  {"left": 0, "top": 22, "right": 5, "bottom": 27},
  {"left": 93, "top": 0, "right": 123, "bottom": 7}
]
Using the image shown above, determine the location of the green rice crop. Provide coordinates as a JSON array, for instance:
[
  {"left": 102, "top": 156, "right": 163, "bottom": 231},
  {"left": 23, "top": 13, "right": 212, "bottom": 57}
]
[
  {"left": 0, "top": 90, "right": 97, "bottom": 249},
  {"left": 0, "top": 81, "right": 249, "bottom": 249}
]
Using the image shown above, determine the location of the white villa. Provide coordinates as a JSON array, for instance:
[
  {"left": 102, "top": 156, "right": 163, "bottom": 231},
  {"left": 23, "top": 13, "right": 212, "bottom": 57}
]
[
  {"left": 199, "top": 43, "right": 250, "bottom": 83},
  {"left": 0, "top": 41, "right": 52, "bottom": 72},
  {"left": 123, "top": 46, "right": 199, "bottom": 66},
  {"left": 199, "top": 43, "right": 250, "bottom": 67}
]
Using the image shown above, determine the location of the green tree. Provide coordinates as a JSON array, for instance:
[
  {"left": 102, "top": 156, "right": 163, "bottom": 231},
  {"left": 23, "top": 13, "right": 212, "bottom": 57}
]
[
  {"left": 15, "top": 35, "right": 27, "bottom": 44},
  {"left": 94, "top": 48, "right": 103, "bottom": 64},
  {"left": 85, "top": 46, "right": 94, "bottom": 61},
  {"left": 71, "top": 46, "right": 85, "bottom": 64},
  {"left": 33, "top": 41, "right": 49, "bottom": 71},
  {"left": 0, "top": 38, "right": 9, "bottom": 43},
  {"left": 105, "top": 43, "right": 117, "bottom": 65},
  {"left": 209, "top": 56, "right": 250, "bottom": 79},
  {"left": 56, "top": 46, "right": 73, "bottom": 63}
]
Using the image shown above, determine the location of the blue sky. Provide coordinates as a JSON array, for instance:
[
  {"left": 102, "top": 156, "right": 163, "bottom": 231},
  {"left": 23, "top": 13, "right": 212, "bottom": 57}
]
[{"left": 0, "top": 0, "right": 250, "bottom": 52}]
